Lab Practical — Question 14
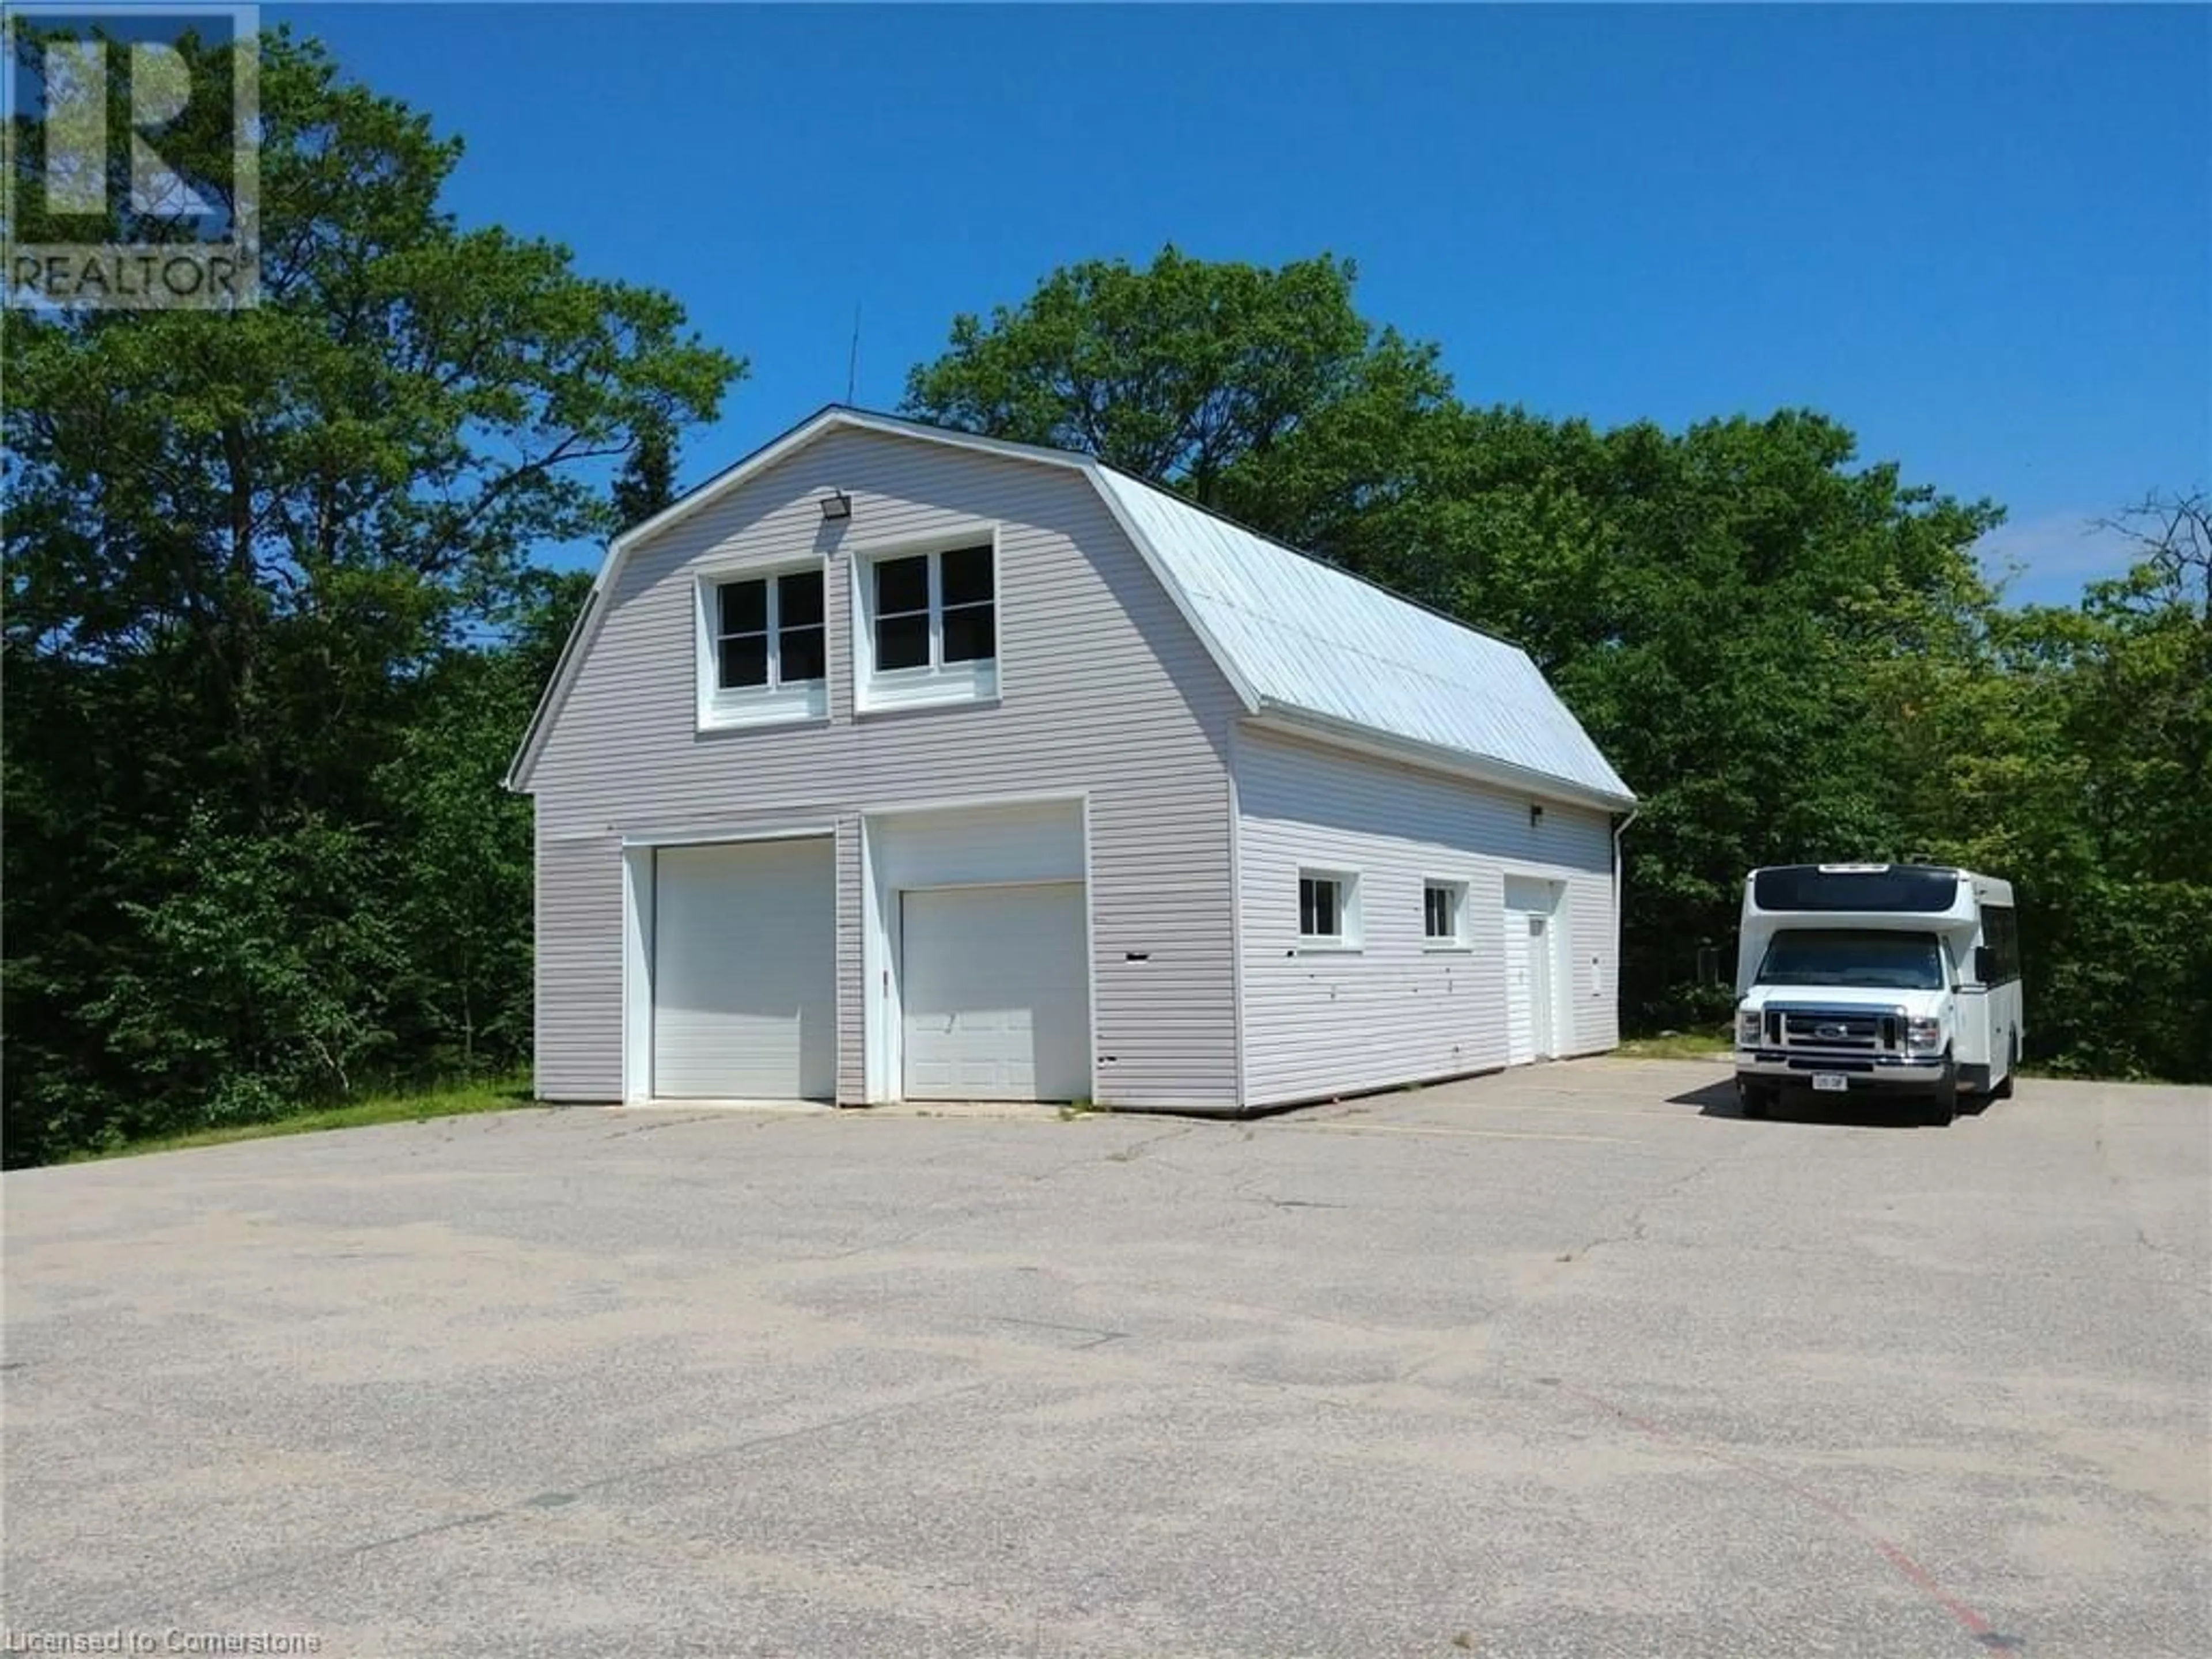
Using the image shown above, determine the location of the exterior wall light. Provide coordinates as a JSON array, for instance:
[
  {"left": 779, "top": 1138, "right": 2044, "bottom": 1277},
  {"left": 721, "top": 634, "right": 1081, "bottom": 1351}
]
[{"left": 820, "top": 490, "right": 853, "bottom": 521}]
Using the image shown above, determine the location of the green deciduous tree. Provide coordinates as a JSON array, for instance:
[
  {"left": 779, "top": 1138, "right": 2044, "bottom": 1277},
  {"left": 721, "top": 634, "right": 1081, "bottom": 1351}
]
[
  {"left": 903, "top": 246, "right": 1451, "bottom": 511},
  {"left": 2, "top": 31, "right": 741, "bottom": 1162},
  {"left": 905, "top": 251, "right": 2204, "bottom": 1077}
]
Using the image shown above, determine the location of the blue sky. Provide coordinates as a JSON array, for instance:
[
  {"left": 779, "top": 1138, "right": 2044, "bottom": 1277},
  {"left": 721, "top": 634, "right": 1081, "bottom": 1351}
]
[{"left": 276, "top": 3, "right": 2210, "bottom": 604}]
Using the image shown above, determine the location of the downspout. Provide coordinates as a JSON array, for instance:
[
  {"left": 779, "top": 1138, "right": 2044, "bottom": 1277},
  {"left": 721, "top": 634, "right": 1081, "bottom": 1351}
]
[{"left": 1611, "top": 806, "right": 1639, "bottom": 1041}]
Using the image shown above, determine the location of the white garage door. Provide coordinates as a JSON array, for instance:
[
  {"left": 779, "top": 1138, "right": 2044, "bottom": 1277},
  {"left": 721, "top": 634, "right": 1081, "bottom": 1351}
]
[
  {"left": 902, "top": 883, "right": 1090, "bottom": 1101},
  {"left": 653, "top": 838, "right": 835, "bottom": 1100}
]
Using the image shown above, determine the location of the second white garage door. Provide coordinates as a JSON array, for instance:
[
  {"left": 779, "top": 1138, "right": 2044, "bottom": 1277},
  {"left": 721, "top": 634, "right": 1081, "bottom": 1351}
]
[
  {"left": 901, "top": 882, "right": 1090, "bottom": 1101},
  {"left": 653, "top": 838, "right": 835, "bottom": 1100}
]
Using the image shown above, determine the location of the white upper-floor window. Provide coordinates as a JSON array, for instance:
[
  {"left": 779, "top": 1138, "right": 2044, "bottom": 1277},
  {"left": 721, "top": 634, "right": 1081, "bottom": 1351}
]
[
  {"left": 695, "top": 564, "right": 828, "bottom": 730},
  {"left": 854, "top": 536, "right": 999, "bottom": 713}
]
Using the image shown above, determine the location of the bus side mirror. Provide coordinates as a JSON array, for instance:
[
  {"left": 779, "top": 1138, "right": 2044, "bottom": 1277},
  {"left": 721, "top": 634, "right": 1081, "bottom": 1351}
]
[{"left": 1973, "top": 946, "right": 1995, "bottom": 984}]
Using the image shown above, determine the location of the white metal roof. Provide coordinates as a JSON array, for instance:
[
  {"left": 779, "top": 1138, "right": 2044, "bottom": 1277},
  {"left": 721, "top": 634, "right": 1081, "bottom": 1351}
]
[
  {"left": 1090, "top": 466, "right": 1635, "bottom": 806},
  {"left": 507, "top": 407, "right": 1635, "bottom": 806}
]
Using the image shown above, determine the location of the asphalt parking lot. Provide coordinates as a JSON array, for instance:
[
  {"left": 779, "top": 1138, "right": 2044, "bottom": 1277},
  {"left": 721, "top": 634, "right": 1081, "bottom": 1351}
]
[{"left": 4, "top": 1058, "right": 2207, "bottom": 1658}]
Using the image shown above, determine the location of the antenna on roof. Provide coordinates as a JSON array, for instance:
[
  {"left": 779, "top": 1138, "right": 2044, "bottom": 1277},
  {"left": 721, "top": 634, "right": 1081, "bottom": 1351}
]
[{"left": 846, "top": 303, "right": 861, "bottom": 406}]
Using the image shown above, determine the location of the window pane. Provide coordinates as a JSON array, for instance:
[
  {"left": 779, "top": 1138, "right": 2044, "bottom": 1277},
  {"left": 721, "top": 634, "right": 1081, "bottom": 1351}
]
[
  {"left": 876, "top": 612, "right": 930, "bottom": 671},
  {"left": 778, "top": 570, "right": 823, "bottom": 627},
  {"left": 875, "top": 555, "right": 929, "bottom": 615},
  {"left": 1425, "top": 889, "right": 1447, "bottom": 938},
  {"left": 718, "top": 634, "right": 767, "bottom": 689},
  {"left": 779, "top": 624, "right": 825, "bottom": 684},
  {"left": 718, "top": 579, "right": 766, "bottom": 636},
  {"left": 941, "top": 544, "right": 994, "bottom": 606},
  {"left": 1301, "top": 877, "right": 1338, "bottom": 938},
  {"left": 941, "top": 603, "right": 995, "bottom": 664}
]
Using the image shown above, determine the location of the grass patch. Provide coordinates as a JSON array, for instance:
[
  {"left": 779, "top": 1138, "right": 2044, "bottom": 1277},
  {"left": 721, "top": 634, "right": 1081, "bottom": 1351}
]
[
  {"left": 1615, "top": 1031, "right": 1733, "bottom": 1062},
  {"left": 67, "top": 1075, "right": 535, "bottom": 1164}
]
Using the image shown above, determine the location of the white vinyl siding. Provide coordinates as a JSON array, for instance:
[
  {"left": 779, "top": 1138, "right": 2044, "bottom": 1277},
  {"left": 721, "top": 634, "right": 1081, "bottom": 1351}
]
[
  {"left": 529, "top": 426, "right": 1242, "bottom": 1108},
  {"left": 1235, "top": 726, "right": 1618, "bottom": 1110}
]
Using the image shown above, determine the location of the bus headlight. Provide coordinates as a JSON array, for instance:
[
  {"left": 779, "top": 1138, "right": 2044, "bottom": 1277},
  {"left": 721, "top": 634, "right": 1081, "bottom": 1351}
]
[
  {"left": 1905, "top": 1016, "right": 1943, "bottom": 1054},
  {"left": 1736, "top": 1007, "right": 1762, "bottom": 1047}
]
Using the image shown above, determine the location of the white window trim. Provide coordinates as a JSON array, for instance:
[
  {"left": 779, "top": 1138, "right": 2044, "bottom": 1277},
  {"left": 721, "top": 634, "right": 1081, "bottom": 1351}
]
[
  {"left": 1423, "top": 878, "right": 1472, "bottom": 951},
  {"left": 694, "top": 563, "right": 830, "bottom": 732},
  {"left": 1297, "top": 868, "right": 1362, "bottom": 952},
  {"left": 851, "top": 525, "right": 1003, "bottom": 715}
]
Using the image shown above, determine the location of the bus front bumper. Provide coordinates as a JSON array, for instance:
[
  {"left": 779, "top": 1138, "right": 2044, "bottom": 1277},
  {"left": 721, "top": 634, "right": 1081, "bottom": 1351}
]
[{"left": 1735, "top": 1052, "right": 1952, "bottom": 1093}]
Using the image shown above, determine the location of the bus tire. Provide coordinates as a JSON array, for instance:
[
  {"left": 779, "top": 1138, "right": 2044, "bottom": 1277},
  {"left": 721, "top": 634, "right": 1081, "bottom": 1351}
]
[{"left": 1921, "top": 1056, "right": 1959, "bottom": 1126}]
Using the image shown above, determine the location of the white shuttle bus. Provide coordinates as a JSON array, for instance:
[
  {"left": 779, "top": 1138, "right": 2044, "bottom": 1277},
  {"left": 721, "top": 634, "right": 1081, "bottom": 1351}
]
[{"left": 1732, "top": 863, "right": 2024, "bottom": 1125}]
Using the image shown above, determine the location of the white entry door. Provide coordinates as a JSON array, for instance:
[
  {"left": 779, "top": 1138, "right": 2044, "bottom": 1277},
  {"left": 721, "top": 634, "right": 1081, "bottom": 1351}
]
[
  {"left": 1528, "top": 915, "right": 1554, "bottom": 1059},
  {"left": 652, "top": 838, "right": 835, "bottom": 1100},
  {"left": 901, "top": 883, "right": 1090, "bottom": 1101},
  {"left": 1503, "top": 878, "right": 1559, "bottom": 1066},
  {"left": 1505, "top": 911, "right": 1536, "bottom": 1065}
]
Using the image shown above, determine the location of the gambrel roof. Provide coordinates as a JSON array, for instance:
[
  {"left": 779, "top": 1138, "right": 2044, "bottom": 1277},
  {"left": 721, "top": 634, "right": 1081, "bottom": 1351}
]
[{"left": 507, "top": 407, "right": 1635, "bottom": 808}]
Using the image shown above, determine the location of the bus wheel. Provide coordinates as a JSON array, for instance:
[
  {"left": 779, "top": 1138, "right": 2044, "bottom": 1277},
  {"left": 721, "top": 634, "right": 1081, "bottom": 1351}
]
[
  {"left": 1738, "top": 1082, "right": 1772, "bottom": 1119},
  {"left": 1921, "top": 1057, "right": 1959, "bottom": 1126}
]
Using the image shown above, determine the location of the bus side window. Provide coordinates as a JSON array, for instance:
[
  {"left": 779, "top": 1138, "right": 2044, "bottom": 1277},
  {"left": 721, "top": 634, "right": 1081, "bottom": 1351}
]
[{"left": 1983, "top": 904, "right": 2020, "bottom": 985}]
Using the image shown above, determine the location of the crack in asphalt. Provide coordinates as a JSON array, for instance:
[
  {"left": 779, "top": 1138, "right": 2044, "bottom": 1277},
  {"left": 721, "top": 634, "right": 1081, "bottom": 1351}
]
[{"left": 101, "top": 1380, "right": 1000, "bottom": 1628}]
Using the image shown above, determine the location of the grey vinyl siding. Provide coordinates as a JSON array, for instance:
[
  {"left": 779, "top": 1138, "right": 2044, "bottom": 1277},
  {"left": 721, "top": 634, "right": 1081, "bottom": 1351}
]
[
  {"left": 834, "top": 814, "right": 863, "bottom": 1104},
  {"left": 529, "top": 426, "right": 1243, "bottom": 1107},
  {"left": 1234, "top": 726, "right": 1618, "bottom": 1108},
  {"left": 533, "top": 824, "right": 623, "bottom": 1101}
]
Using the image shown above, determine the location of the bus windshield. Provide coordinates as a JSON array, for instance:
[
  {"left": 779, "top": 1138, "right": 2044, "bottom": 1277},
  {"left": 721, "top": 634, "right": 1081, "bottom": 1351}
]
[{"left": 1755, "top": 929, "right": 1945, "bottom": 991}]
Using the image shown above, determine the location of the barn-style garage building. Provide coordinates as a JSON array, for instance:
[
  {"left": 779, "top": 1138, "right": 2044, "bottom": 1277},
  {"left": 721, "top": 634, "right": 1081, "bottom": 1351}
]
[{"left": 508, "top": 408, "right": 1636, "bottom": 1112}]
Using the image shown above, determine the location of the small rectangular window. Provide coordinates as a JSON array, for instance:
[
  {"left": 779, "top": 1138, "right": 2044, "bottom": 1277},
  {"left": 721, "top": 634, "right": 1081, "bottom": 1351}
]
[
  {"left": 1983, "top": 903, "right": 2020, "bottom": 984},
  {"left": 1424, "top": 881, "right": 1464, "bottom": 944},
  {"left": 1298, "top": 870, "right": 1357, "bottom": 946}
]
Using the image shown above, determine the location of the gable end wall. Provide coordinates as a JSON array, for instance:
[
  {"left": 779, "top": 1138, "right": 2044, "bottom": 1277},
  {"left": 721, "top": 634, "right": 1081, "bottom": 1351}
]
[{"left": 530, "top": 427, "right": 1244, "bottom": 1108}]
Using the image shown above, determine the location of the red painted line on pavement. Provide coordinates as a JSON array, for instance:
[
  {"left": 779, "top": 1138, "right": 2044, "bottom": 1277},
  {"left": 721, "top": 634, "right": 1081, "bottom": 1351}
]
[{"left": 1547, "top": 1380, "right": 2008, "bottom": 1647}]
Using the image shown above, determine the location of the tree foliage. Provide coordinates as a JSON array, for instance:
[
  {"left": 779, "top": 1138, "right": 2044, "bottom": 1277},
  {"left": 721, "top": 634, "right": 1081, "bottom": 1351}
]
[
  {"left": 2, "top": 32, "right": 741, "bottom": 1164},
  {"left": 909, "top": 250, "right": 2210, "bottom": 1077},
  {"left": 903, "top": 247, "right": 1451, "bottom": 509},
  {"left": 6, "top": 58, "right": 2201, "bottom": 1168}
]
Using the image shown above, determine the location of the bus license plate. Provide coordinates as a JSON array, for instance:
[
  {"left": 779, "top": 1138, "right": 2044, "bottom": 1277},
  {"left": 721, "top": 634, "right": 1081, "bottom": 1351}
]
[{"left": 1812, "top": 1073, "right": 1849, "bottom": 1093}]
